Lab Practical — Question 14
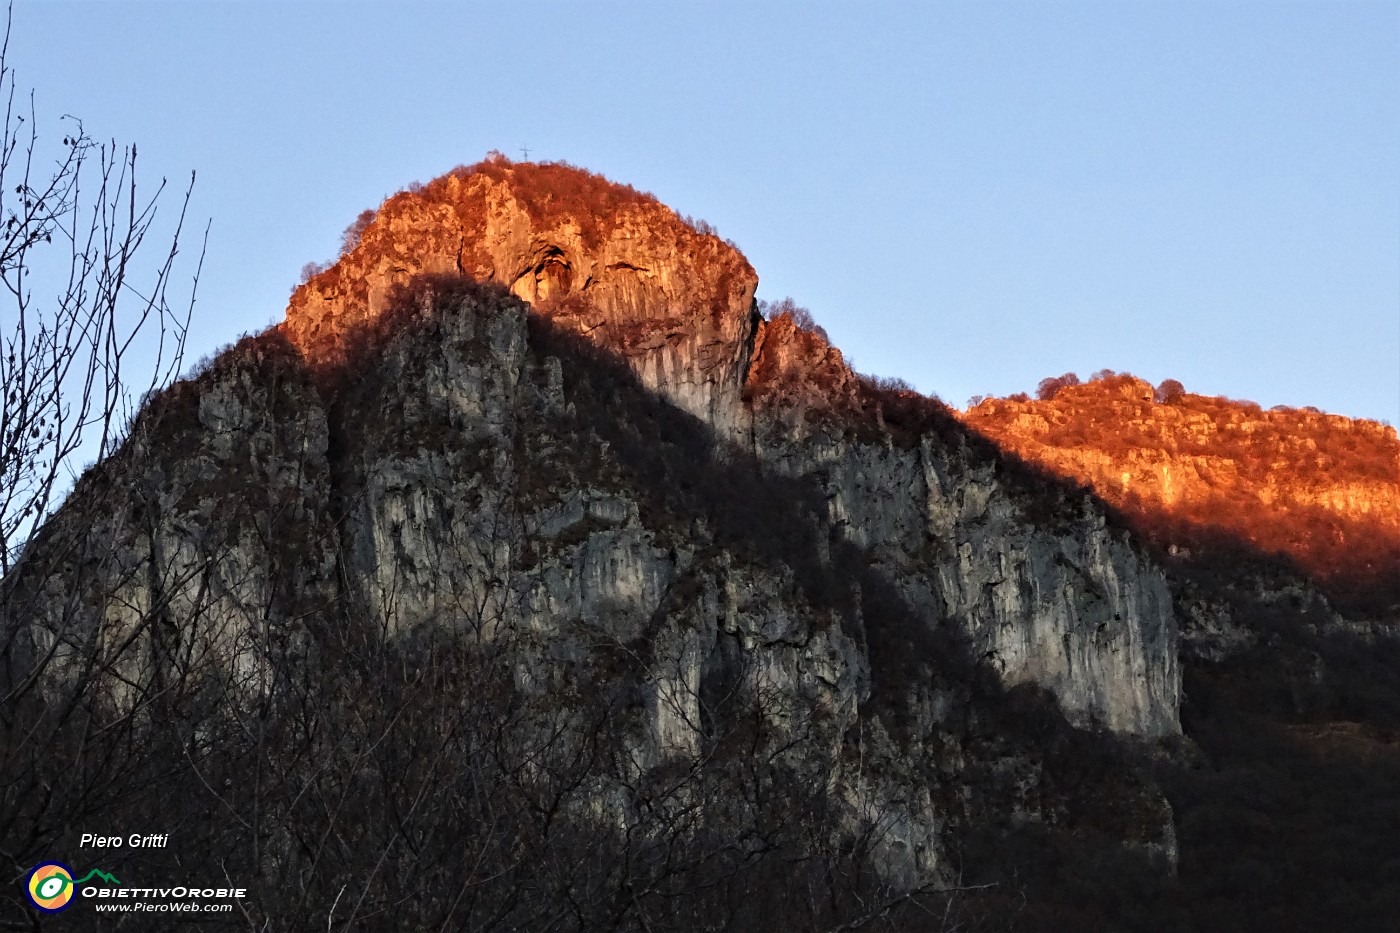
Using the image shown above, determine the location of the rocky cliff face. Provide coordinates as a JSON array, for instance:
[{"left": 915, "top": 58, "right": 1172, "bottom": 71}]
[
  {"left": 4, "top": 159, "right": 1183, "bottom": 927},
  {"left": 962, "top": 374, "right": 1400, "bottom": 618},
  {"left": 285, "top": 158, "right": 759, "bottom": 437},
  {"left": 744, "top": 318, "right": 1178, "bottom": 736},
  {"left": 287, "top": 157, "right": 1180, "bottom": 739}
]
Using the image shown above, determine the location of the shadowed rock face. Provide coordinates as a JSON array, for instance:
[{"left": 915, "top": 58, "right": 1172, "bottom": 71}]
[
  {"left": 278, "top": 157, "right": 1181, "bottom": 739},
  {"left": 744, "top": 316, "right": 1179, "bottom": 737},
  {"left": 4, "top": 161, "right": 1187, "bottom": 923},
  {"left": 11, "top": 286, "right": 1176, "bottom": 909},
  {"left": 284, "top": 158, "right": 760, "bottom": 437}
]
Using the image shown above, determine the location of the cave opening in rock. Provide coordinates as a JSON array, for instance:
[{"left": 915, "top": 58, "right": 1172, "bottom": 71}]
[{"left": 514, "top": 247, "right": 574, "bottom": 302}]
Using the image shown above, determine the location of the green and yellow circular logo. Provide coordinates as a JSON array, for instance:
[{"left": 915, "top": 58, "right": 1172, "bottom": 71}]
[{"left": 26, "top": 862, "right": 76, "bottom": 912}]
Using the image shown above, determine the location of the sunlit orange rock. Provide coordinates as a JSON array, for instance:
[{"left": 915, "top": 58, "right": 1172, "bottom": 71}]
[
  {"left": 282, "top": 155, "right": 758, "bottom": 435},
  {"left": 961, "top": 374, "right": 1400, "bottom": 611}
]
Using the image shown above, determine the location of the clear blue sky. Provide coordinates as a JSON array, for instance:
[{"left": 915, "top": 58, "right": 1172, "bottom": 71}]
[{"left": 11, "top": 0, "right": 1399, "bottom": 424}]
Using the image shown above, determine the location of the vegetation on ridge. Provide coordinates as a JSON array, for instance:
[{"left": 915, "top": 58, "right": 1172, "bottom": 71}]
[{"left": 964, "top": 370, "right": 1400, "bottom": 615}]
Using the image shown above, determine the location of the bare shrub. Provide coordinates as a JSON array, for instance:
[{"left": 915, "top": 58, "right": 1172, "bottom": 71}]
[
  {"left": 1036, "top": 372, "right": 1081, "bottom": 401},
  {"left": 340, "top": 207, "right": 376, "bottom": 253},
  {"left": 759, "top": 297, "right": 828, "bottom": 341},
  {"left": 1154, "top": 378, "right": 1185, "bottom": 404},
  {"left": 299, "top": 260, "right": 330, "bottom": 283}
]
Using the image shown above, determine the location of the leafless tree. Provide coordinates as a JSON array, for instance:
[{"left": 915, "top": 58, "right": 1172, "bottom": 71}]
[
  {"left": 0, "top": 5, "right": 204, "bottom": 923},
  {"left": 0, "top": 1, "right": 204, "bottom": 575}
]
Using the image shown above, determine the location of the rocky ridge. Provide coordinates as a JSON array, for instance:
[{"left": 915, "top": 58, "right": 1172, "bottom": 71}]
[
  {"left": 5, "top": 158, "right": 1187, "bottom": 929},
  {"left": 285, "top": 156, "right": 1180, "bottom": 738},
  {"left": 961, "top": 374, "right": 1400, "bottom": 618}
]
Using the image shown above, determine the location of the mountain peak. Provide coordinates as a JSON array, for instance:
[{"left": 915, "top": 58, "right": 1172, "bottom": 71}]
[{"left": 282, "top": 156, "right": 759, "bottom": 432}]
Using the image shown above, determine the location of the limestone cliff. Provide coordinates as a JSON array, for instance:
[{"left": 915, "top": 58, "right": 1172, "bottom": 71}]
[
  {"left": 285, "top": 158, "right": 1180, "bottom": 739},
  {"left": 3, "top": 159, "right": 1184, "bottom": 929},
  {"left": 285, "top": 157, "right": 759, "bottom": 437},
  {"left": 743, "top": 317, "right": 1177, "bottom": 736}
]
